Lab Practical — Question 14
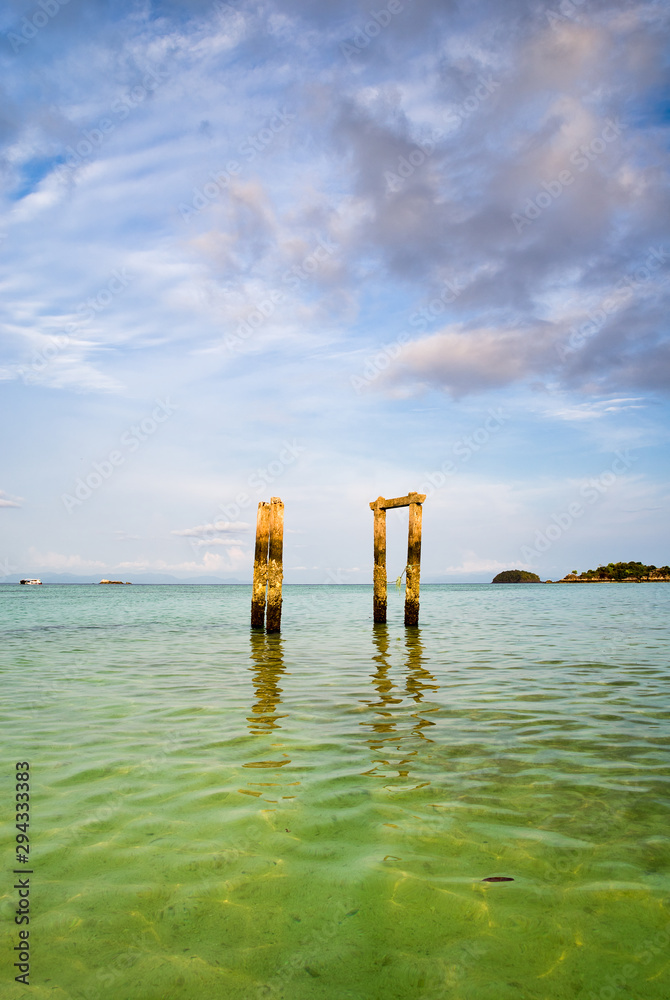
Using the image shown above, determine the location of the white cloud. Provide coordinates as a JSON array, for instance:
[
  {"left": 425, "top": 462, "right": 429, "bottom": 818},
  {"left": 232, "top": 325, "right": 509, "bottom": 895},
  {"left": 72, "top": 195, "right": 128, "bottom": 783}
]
[
  {"left": 437, "top": 552, "right": 513, "bottom": 576},
  {"left": 186, "top": 537, "right": 247, "bottom": 547},
  {"left": 116, "top": 550, "right": 248, "bottom": 574},
  {"left": 171, "top": 521, "right": 250, "bottom": 538},
  {"left": 384, "top": 325, "right": 551, "bottom": 396},
  {"left": 27, "top": 549, "right": 106, "bottom": 571},
  {"left": 540, "top": 398, "right": 648, "bottom": 422},
  {"left": 0, "top": 490, "right": 22, "bottom": 508}
]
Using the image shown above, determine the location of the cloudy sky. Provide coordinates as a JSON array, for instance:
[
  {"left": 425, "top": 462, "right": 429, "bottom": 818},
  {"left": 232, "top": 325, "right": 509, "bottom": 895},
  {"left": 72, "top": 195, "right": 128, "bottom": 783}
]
[{"left": 1, "top": 0, "right": 668, "bottom": 583}]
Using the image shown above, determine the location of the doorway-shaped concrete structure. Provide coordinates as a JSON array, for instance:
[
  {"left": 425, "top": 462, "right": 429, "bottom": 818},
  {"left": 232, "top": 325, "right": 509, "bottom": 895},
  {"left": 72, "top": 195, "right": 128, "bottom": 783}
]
[{"left": 369, "top": 492, "right": 426, "bottom": 626}]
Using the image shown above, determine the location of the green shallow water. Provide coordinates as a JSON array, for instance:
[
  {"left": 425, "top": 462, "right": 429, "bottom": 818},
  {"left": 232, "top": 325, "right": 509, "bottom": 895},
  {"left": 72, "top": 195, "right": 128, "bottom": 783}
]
[{"left": 1, "top": 583, "right": 669, "bottom": 999}]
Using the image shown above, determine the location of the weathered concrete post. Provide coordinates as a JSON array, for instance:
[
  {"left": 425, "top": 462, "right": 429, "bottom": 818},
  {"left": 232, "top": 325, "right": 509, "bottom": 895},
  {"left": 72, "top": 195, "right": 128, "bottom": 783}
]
[
  {"left": 405, "top": 492, "right": 423, "bottom": 626},
  {"left": 370, "top": 496, "right": 387, "bottom": 623},
  {"left": 251, "top": 501, "right": 270, "bottom": 629},
  {"left": 266, "top": 497, "right": 284, "bottom": 633}
]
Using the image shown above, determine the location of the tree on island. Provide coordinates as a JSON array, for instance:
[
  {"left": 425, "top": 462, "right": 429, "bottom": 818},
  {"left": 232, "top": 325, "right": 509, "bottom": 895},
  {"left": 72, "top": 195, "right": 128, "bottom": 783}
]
[{"left": 492, "top": 570, "right": 541, "bottom": 583}]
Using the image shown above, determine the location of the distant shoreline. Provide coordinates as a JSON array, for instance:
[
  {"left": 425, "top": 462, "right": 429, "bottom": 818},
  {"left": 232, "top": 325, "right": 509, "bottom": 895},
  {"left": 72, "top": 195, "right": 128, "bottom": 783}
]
[{"left": 551, "top": 577, "right": 670, "bottom": 583}]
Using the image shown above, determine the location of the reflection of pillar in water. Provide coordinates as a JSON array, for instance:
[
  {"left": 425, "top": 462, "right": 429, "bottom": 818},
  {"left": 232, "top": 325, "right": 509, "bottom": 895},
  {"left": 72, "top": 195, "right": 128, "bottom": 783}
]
[
  {"left": 404, "top": 627, "right": 439, "bottom": 739},
  {"left": 247, "top": 630, "right": 286, "bottom": 735},
  {"left": 367, "top": 623, "right": 401, "bottom": 739},
  {"left": 365, "top": 625, "right": 415, "bottom": 779}
]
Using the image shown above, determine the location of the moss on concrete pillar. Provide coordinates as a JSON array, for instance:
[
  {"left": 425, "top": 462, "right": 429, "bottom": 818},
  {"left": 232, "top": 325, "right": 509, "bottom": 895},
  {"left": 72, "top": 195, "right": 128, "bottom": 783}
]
[{"left": 266, "top": 497, "right": 284, "bottom": 633}]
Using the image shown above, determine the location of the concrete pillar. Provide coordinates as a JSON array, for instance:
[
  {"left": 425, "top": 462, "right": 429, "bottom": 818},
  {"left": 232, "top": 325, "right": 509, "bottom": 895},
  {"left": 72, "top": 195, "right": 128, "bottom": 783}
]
[
  {"left": 266, "top": 497, "right": 284, "bottom": 633},
  {"left": 251, "top": 501, "right": 270, "bottom": 629},
  {"left": 372, "top": 497, "right": 387, "bottom": 623},
  {"left": 404, "top": 493, "right": 423, "bottom": 626}
]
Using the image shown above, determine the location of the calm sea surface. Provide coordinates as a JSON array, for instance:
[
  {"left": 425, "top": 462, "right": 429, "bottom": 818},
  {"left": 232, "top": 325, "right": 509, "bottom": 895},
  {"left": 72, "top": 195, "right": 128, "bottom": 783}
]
[{"left": 1, "top": 583, "right": 669, "bottom": 1000}]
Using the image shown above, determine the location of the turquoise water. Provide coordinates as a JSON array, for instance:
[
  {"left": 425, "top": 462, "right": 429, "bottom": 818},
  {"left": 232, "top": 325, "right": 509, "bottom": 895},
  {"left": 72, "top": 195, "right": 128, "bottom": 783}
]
[{"left": 1, "top": 583, "right": 669, "bottom": 999}]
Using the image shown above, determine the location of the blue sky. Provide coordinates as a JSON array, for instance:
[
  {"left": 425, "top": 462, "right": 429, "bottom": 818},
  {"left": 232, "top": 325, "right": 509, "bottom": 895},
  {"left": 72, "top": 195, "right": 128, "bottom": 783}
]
[{"left": 1, "top": 0, "right": 668, "bottom": 583}]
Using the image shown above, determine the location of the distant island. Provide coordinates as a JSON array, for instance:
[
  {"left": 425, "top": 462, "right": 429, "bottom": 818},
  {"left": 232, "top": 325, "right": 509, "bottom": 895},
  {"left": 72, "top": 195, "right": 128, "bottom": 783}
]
[
  {"left": 556, "top": 562, "right": 670, "bottom": 583},
  {"left": 492, "top": 570, "right": 541, "bottom": 583}
]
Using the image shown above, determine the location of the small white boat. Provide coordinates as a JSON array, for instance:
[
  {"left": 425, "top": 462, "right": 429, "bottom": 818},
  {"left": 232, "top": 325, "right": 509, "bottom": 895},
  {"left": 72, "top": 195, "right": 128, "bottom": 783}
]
[{"left": 19, "top": 578, "right": 42, "bottom": 585}]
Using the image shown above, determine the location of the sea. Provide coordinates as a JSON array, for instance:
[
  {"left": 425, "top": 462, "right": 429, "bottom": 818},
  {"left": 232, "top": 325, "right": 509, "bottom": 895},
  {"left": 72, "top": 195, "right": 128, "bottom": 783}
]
[{"left": 1, "top": 582, "right": 669, "bottom": 1000}]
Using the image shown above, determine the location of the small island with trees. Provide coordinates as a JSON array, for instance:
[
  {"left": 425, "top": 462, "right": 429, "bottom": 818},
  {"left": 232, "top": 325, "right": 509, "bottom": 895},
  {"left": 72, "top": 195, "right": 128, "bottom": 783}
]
[
  {"left": 556, "top": 562, "right": 670, "bottom": 582},
  {"left": 492, "top": 570, "right": 541, "bottom": 583}
]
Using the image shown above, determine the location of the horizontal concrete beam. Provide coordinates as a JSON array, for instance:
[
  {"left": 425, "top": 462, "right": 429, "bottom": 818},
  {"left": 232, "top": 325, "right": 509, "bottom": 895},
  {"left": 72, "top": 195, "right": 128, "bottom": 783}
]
[{"left": 369, "top": 492, "right": 426, "bottom": 511}]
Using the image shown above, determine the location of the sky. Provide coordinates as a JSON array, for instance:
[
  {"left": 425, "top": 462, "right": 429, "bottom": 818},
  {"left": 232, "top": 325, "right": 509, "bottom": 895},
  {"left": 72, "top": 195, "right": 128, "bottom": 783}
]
[{"left": 0, "top": 0, "right": 668, "bottom": 584}]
